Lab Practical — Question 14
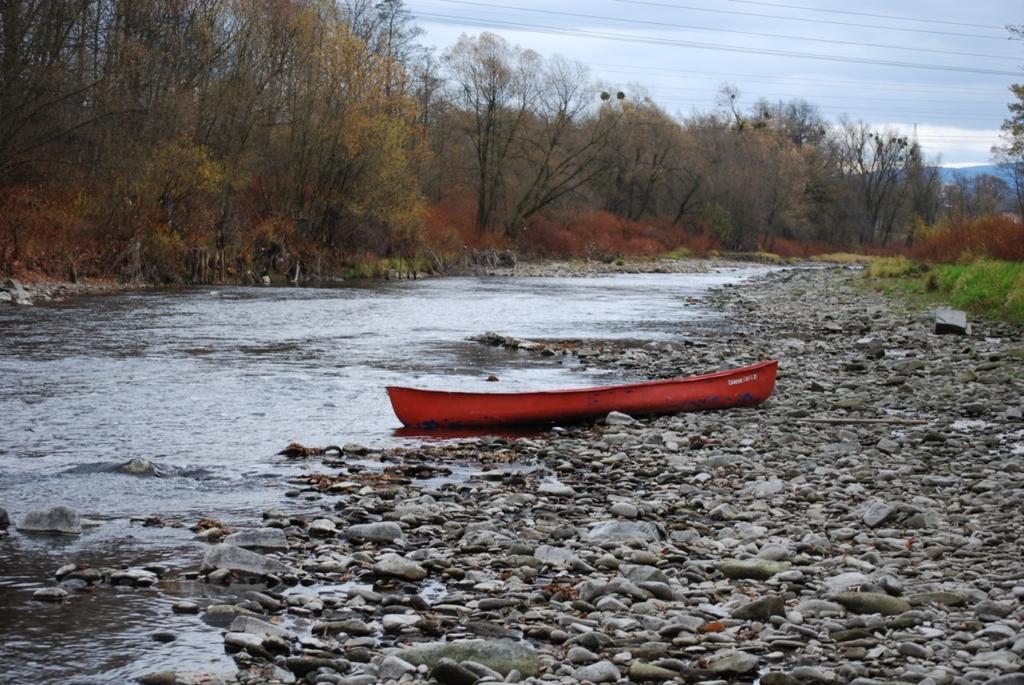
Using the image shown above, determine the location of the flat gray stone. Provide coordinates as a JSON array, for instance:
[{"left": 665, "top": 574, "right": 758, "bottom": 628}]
[
  {"left": 605, "top": 411, "right": 636, "bottom": 425},
  {"left": 391, "top": 639, "right": 539, "bottom": 676},
  {"left": 628, "top": 662, "right": 678, "bottom": 681},
  {"left": 538, "top": 480, "right": 576, "bottom": 497},
  {"left": 586, "top": 520, "right": 661, "bottom": 542},
  {"left": 222, "top": 528, "right": 288, "bottom": 551},
  {"left": 229, "top": 615, "right": 295, "bottom": 640},
  {"left": 33, "top": 587, "right": 69, "bottom": 602},
  {"left": 862, "top": 500, "right": 896, "bottom": 528},
  {"left": 706, "top": 649, "right": 759, "bottom": 674},
  {"left": 534, "top": 545, "right": 579, "bottom": 567},
  {"left": 346, "top": 522, "right": 404, "bottom": 543},
  {"left": 935, "top": 308, "right": 970, "bottom": 335},
  {"left": 199, "top": 544, "right": 294, "bottom": 576},
  {"left": 718, "top": 559, "right": 791, "bottom": 580},
  {"left": 18, "top": 506, "right": 82, "bottom": 534},
  {"left": 732, "top": 595, "right": 786, "bottom": 621},
  {"left": 573, "top": 660, "right": 620, "bottom": 683},
  {"left": 833, "top": 592, "right": 911, "bottom": 616},
  {"left": 372, "top": 553, "right": 427, "bottom": 581}
]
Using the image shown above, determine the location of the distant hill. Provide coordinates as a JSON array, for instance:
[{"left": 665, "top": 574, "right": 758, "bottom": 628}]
[{"left": 937, "top": 164, "right": 1007, "bottom": 184}]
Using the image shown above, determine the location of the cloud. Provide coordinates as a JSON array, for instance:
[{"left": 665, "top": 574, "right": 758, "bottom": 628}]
[{"left": 873, "top": 123, "right": 1003, "bottom": 166}]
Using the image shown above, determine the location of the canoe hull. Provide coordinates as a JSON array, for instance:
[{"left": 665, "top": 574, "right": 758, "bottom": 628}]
[{"left": 387, "top": 360, "right": 778, "bottom": 428}]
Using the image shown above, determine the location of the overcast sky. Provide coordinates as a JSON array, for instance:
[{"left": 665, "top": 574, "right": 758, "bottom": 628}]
[{"left": 406, "top": 0, "right": 1021, "bottom": 167}]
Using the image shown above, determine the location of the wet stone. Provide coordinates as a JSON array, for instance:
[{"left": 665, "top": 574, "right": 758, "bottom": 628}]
[{"left": 17, "top": 505, "right": 82, "bottom": 534}]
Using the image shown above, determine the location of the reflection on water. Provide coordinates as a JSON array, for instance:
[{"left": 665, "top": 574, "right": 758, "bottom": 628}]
[{"left": 0, "top": 267, "right": 768, "bottom": 682}]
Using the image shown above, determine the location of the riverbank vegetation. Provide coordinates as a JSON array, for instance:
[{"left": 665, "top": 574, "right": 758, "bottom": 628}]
[
  {"left": 864, "top": 252, "right": 1024, "bottom": 324},
  {"left": 1, "top": 1, "right": 1022, "bottom": 284}
]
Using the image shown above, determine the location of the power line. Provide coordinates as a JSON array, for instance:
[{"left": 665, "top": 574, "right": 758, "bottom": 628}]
[
  {"left": 587, "top": 63, "right": 1008, "bottom": 95},
  {"left": 648, "top": 96, "right": 1001, "bottom": 122},
  {"left": 727, "top": 0, "right": 1008, "bottom": 32},
  {"left": 610, "top": 0, "right": 1008, "bottom": 41},
  {"left": 413, "top": 11, "right": 1023, "bottom": 77},
  {"left": 618, "top": 80, "right": 1003, "bottom": 105},
  {"left": 433, "top": 0, "right": 1019, "bottom": 62}
]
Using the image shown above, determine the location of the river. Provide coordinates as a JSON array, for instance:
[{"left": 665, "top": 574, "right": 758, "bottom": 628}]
[{"left": 0, "top": 267, "right": 767, "bottom": 683}]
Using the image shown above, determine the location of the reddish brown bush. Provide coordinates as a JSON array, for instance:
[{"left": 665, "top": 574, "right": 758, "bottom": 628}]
[
  {"left": 912, "top": 214, "right": 1024, "bottom": 263},
  {"left": 521, "top": 211, "right": 716, "bottom": 259}
]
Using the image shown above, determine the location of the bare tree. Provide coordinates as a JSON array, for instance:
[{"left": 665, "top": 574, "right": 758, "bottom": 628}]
[{"left": 444, "top": 32, "right": 539, "bottom": 233}]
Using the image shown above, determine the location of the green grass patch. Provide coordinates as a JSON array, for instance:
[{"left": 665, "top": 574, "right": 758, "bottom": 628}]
[
  {"left": 930, "top": 260, "right": 1024, "bottom": 322},
  {"left": 720, "top": 251, "right": 787, "bottom": 264},
  {"left": 865, "top": 256, "right": 926, "bottom": 278},
  {"left": 865, "top": 258, "right": 1024, "bottom": 323},
  {"left": 662, "top": 247, "right": 692, "bottom": 260}
]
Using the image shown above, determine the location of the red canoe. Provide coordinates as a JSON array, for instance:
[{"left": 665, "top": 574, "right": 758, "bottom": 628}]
[{"left": 387, "top": 359, "right": 778, "bottom": 428}]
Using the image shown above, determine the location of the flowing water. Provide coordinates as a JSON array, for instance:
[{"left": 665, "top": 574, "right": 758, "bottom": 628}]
[{"left": 0, "top": 268, "right": 767, "bottom": 683}]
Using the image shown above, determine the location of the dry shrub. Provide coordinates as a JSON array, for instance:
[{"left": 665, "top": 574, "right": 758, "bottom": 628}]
[
  {"left": 421, "top": 201, "right": 513, "bottom": 263},
  {"left": 769, "top": 237, "right": 838, "bottom": 259},
  {"left": 521, "top": 211, "right": 715, "bottom": 259},
  {"left": 0, "top": 185, "right": 107, "bottom": 278},
  {"left": 912, "top": 214, "right": 1024, "bottom": 263}
]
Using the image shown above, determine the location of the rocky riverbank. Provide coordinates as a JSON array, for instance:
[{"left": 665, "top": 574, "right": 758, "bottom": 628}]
[
  {"left": 19, "top": 267, "right": 1024, "bottom": 684},
  {"left": 0, "top": 257, "right": 720, "bottom": 306},
  {"left": 1, "top": 276, "right": 128, "bottom": 305},
  {"left": 482, "top": 257, "right": 720, "bottom": 278}
]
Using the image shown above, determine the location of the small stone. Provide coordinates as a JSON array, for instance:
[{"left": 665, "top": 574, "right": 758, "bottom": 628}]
[
  {"left": 706, "top": 649, "right": 759, "bottom": 675},
  {"left": 173, "top": 601, "right": 200, "bottom": 614},
  {"left": 308, "top": 518, "right": 337, "bottom": 537},
  {"left": 378, "top": 655, "right": 417, "bottom": 680},
  {"left": 393, "top": 639, "right": 539, "bottom": 676},
  {"left": 587, "top": 520, "right": 661, "bottom": 542},
  {"left": 876, "top": 438, "right": 899, "bottom": 454},
  {"left": 833, "top": 592, "right": 911, "bottom": 616},
  {"left": 230, "top": 615, "right": 296, "bottom": 640},
  {"left": 975, "top": 600, "right": 1014, "bottom": 619},
  {"left": 732, "top": 595, "right": 786, "bottom": 621},
  {"left": 430, "top": 658, "right": 478, "bottom": 685},
  {"left": 568, "top": 646, "right": 599, "bottom": 664},
  {"left": 222, "top": 528, "right": 289, "bottom": 551},
  {"left": 628, "top": 662, "right": 678, "bottom": 681},
  {"left": 346, "top": 522, "right": 404, "bottom": 543},
  {"left": 33, "top": 587, "right": 69, "bottom": 602},
  {"left": 935, "top": 308, "right": 970, "bottom": 335},
  {"left": 906, "top": 591, "right": 967, "bottom": 608},
  {"left": 224, "top": 631, "right": 270, "bottom": 658},
  {"left": 610, "top": 502, "right": 639, "bottom": 518},
  {"left": 372, "top": 553, "right": 427, "bottom": 581},
  {"left": 898, "top": 642, "right": 933, "bottom": 659},
  {"left": 200, "top": 544, "right": 294, "bottom": 576},
  {"left": 573, "top": 661, "right": 621, "bottom": 683},
  {"left": 718, "top": 559, "right": 791, "bottom": 580},
  {"left": 538, "top": 480, "right": 576, "bottom": 497},
  {"left": 861, "top": 500, "right": 895, "bottom": 528},
  {"left": 605, "top": 411, "right": 636, "bottom": 425}
]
